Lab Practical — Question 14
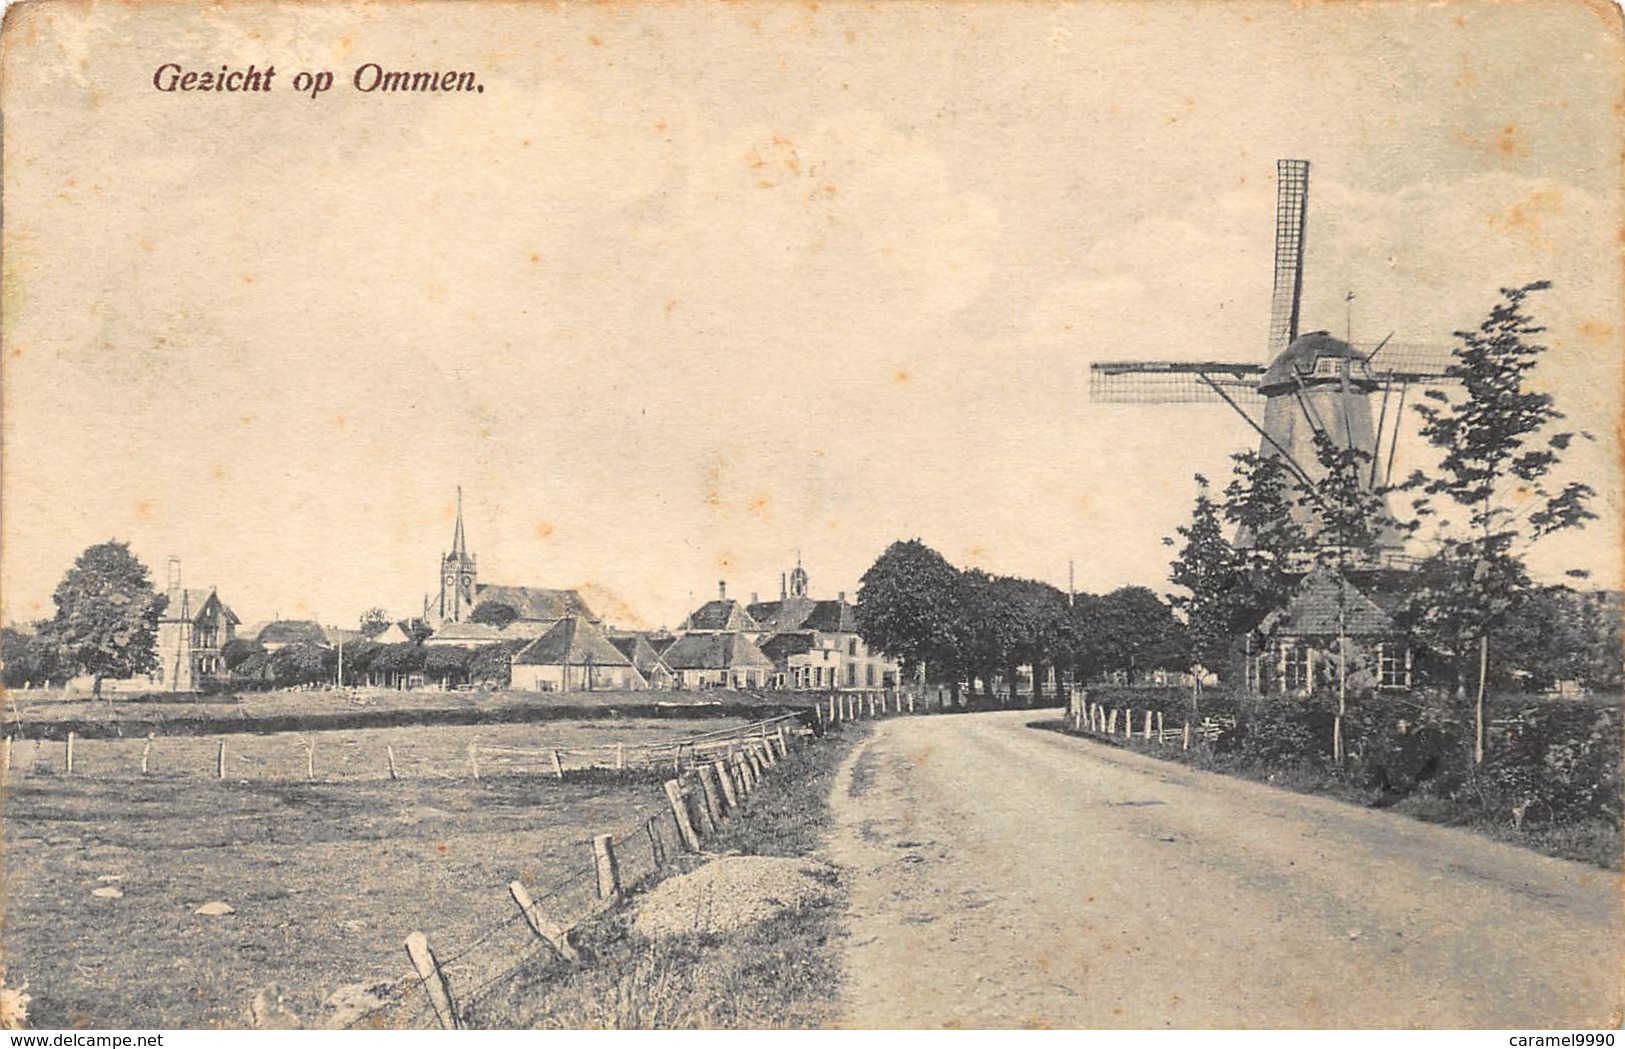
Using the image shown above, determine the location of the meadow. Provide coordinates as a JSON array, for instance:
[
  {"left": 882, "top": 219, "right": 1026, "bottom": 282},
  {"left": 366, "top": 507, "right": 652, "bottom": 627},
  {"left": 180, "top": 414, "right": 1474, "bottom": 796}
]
[{"left": 2, "top": 716, "right": 748, "bottom": 1029}]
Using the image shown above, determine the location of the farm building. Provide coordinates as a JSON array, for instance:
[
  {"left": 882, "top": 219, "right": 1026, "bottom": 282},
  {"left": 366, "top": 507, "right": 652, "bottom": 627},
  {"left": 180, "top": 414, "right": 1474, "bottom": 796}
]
[
  {"left": 661, "top": 631, "right": 775, "bottom": 689},
  {"left": 254, "top": 620, "right": 331, "bottom": 652},
  {"left": 758, "top": 631, "right": 843, "bottom": 690},
  {"left": 510, "top": 616, "right": 644, "bottom": 692},
  {"left": 1246, "top": 567, "right": 1412, "bottom": 694},
  {"left": 608, "top": 633, "right": 677, "bottom": 689}
]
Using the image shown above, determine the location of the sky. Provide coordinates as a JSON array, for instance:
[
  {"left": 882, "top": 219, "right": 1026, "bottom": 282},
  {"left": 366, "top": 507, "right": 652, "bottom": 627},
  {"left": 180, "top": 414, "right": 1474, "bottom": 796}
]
[{"left": 2, "top": 0, "right": 1621, "bottom": 631}]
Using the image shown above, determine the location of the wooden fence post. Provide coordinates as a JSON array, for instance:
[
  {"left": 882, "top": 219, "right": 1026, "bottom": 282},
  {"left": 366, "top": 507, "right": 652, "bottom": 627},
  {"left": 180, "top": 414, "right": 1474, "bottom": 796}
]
[
  {"left": 404, "top": 931, "right": 462, "bottom": 1030},
  {"left": 1182, "top": 722, "right": 1191, "bottom": 751},
  {"left": 747, "top": 744, "right": 767, "bottom": 778},
  {"left": 774, "top": 727, "right": 789, "bottom": 759},
  {"left": 65, "top": 732, "right": 75, "bottom": 775},
  {"left": 908, "top": 692, "right": 916, "bottom": 714},
  {"left": 712, "top": 759, "right": 738, "bottom": 809},
  {"left": 734, "top": 751, "right": 755, "bottom": 793},
  {"left": 2, "top": 735, "right": 11, "bottom": 776},
  {"left": 387, "top": 745, "right": 399, "bottom": 780},
  {"left": 466, "top": 743, "right": 479, "bottom": 780},
  {"left": 645, "top": 816, "right": 667, "bottom": 869},
  {"left": 697, "top": 764, "right": 726, "bottom": 824},
  {"left": 304, "top": 739, "right": 316, "bottom": 781},
  {"left": 551, "top": 748, "right": 565, "bottom": 780},
  {"left": 1143, "top": 709, "right": 1153, "bottom": 741},
  {"left": 215, "top": 738, "right": 225, "bottom": 780},
  {"left": 616, "top": 743, "right": 626, "bottom": 771},
  {"left": 1157, "top": 711, "right": 1165, "bottom": 741},
  {"left": 1107, "top": 709, "right": 1118, "bottom": 735},
  {"left": 690, "top": 779, "right": 717, "bottom": 836},
  {"left": 140, "top": 734, "right": 153, "bottom": 775},
  {"left": 664, "top": 779, "right": 702, "bottom": 851},
  {"left": 592, "top": 834, "right": 623, "bottom": 904},
  {"left": 509, "top": 881, "right": 579, "bottom": 962}
]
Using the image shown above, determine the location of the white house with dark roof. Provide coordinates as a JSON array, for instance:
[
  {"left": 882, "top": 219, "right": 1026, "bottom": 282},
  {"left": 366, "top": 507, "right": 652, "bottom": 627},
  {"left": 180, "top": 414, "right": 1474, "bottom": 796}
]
[{"left": 510, "top": 616, "right": 643, "bottom": 692}]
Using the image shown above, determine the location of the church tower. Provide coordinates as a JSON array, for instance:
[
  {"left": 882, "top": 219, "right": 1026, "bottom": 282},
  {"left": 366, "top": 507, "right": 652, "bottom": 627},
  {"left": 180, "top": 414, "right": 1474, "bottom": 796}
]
[
  {"left": 788, "top": 553, "right": 809, "bottom": 599},
  {"left": 439, "top": 487, "right": 478, "bottom": 622}
]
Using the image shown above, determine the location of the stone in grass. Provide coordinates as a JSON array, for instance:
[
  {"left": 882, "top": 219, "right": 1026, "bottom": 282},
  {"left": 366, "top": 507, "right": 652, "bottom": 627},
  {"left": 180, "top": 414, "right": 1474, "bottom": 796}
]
[
  {"left": 250, "top": 983, "right": 300, "bottom": 1030},
  {"left": 90, "top": 886, "right": 123, "bottom": 900},
  {"left": 322, "top": 983, "right": 395, "bottom": 1030},
  {"left": 194, "top": 901, "right": 236, "bottom": 916}
]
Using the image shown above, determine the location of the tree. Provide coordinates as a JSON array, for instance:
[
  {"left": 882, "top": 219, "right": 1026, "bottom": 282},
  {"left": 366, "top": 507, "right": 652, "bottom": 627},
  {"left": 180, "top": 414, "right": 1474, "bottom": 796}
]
[
  {"left": 1167, "top": 475, "right": 1242, "bottom": 697},
  {"left": 44, "top": 541, "right": 167, "bottom": 700},
  {"left": 271, "top": 642, "right": 333, "bottom": 688},
  {"left": 0, "top": 624, "right": 66, "bottom": 689},
  {"left": 340, "top": 639, "right": 383, "bottom": 685},
  {"left": 220, "top": 638, "right": 265, "bottom": 672},
  {"left": 471, "top": 641, "right": 522, "bottom": 688},
  {"left": 424, "top": 645, "right": 472, "bottom": 687},
  {"left": 1221, "top": 451, "right": 1312, "bottom": 635},
  {"left": 856, "top": 540, "right": 967, "bottom": 693},
  {"left": 372, "top": 642, "right": 426, "bottom": 688},
  {"left": 1097, "top": 586, "right": 1184, "bottom": 684},
  {"left": 468, "top": 602, "right": 519, "bottom": 629},
  {"left": 358, "top": 608, "right": 392, "bottom": 637},
  {"left": 1397, "top": 282, "right": 1596, "bottom": 761}
]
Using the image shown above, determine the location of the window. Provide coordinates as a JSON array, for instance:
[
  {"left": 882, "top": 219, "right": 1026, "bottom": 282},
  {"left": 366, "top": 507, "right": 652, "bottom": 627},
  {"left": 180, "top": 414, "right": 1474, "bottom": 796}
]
[
  {"left": 1378, "top": 642, "right": 1410, "bottom": 689},
  {"left": 1281, "top": 642, "right": 1311, "bottom": 692},
  {"left": 866, "top": 664, "right": 876, "bottom": 686},
  {"left": 847, "top": 638, "right": 857, "bottom": 657}
]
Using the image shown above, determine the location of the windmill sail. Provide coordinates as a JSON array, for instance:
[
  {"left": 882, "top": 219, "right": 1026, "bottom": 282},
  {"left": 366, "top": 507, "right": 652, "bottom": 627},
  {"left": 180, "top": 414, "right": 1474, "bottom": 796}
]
[{"left": 1267, "top": 160, "right": 1311, "bottom": 361}]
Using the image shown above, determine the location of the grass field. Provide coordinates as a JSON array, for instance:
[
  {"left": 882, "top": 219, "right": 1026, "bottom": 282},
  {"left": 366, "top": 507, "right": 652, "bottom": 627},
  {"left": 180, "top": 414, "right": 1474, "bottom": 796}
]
[
  {"left": 5, "top": 718, "right": 759, "bottom": 782},
  {"left": 1, "top": 717, "right": 750, "bottom": 1029},
  {"left": 3, "top": 686, "right": 813, "bottom": 740}
]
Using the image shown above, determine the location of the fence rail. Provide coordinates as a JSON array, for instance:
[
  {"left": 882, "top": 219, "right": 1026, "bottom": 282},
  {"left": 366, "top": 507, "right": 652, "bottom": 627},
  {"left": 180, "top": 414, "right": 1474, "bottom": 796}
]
[{"left": 1064, "top": 690, "right": 1235, "bottom": 750}]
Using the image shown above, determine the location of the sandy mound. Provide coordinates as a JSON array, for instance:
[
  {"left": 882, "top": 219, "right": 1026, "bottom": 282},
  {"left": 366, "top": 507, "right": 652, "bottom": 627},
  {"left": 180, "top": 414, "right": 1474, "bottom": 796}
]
[{"left": 632, "top": 856, "right": 839, "bottom": 939}]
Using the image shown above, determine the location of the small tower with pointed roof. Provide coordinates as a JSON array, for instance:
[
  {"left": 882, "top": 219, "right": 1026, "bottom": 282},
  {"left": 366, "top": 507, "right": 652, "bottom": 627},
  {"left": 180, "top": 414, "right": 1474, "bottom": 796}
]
[{"left": 438, "top": 486, "right": 479, "bottom": 623}]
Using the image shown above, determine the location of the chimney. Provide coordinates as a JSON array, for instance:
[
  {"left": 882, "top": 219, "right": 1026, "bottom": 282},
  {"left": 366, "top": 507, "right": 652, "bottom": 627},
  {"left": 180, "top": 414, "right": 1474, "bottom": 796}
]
[
  {"left": 838, "top": 591, "right": 847, "bottom": 603},
  {"left": 718, "top": 580, "right": 727, "bottom": 601},
  {"left": 781, "top": 573, "right": 788, "bottom": 600},
  {"left": 750, "top": 592, "right": 758, "bottom": 606}
]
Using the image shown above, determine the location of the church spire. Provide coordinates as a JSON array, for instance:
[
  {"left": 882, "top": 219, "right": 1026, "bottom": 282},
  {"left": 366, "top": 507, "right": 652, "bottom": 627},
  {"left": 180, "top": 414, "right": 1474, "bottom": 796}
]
[{"left": 451, "top": 485, "right": 467, "bottom": 558}]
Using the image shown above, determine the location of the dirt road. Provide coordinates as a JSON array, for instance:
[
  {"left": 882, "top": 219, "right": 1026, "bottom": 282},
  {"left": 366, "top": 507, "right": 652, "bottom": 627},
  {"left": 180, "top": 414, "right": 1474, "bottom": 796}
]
[{"left": 827, "top": 711, "right": 1621, "bottom": 1029}]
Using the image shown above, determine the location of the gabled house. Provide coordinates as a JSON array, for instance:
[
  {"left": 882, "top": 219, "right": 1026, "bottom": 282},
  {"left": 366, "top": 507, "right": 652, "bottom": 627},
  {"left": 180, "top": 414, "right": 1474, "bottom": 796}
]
[
  {"left": 1248, "top": 567, "right": 1412, "bottom": 694},
  {"left": 679, "top": 582, "right": 761, "bottom": 634},
  {"left": 661, "top": 631, "right": 775, "bottom": 690},
  {"left": 608, "top": 633, "right": 676, "bottom": 690},
  {"left": 746, "top": 559, "right": 899, "bottom": 690},
  {"left": 152, "top": 586, "right": 240, "bottom": 690},
  {"left": 511, "top": 616, "right": 644, "bottom": 692}
]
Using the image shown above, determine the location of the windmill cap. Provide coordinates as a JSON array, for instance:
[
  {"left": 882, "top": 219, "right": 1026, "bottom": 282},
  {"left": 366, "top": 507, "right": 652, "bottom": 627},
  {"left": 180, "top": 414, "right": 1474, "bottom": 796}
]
[{"left": 1259, "top": 331, "right": 1377, "bottom": 395}]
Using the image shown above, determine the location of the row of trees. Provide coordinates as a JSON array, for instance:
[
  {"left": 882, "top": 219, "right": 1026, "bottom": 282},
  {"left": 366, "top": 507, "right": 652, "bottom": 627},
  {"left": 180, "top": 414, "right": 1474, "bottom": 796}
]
[
  {"left": 220, "top": 637, "right": 521, "bottom": 690},
  {"left": 854, "top": 540, "right": 1188, "bottom": 701}
]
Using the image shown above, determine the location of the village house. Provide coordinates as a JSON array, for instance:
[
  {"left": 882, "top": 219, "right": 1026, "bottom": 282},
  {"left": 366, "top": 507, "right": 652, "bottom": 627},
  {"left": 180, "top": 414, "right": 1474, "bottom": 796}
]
[
  {"left": 678, "top": 581, "right": 761, "bottom": 634},
  {"left": 661, "top": 631, "right": 775, "bottom": 689},
  {"left": 1245, "top": 567, "right": 1412, "bottom": 694},
  {"left": 510, "top": 616, "right": 644, "bottom": 692},
  {"left": 746, "top": 559, "right": 900, "bottom": 690},
  {"left": 149, "top": 562, "right": 239, "bottom": 690}
]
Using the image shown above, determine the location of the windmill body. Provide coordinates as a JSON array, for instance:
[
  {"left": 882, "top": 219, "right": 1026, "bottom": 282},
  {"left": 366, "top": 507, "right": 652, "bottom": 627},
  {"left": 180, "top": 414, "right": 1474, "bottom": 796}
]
[{"left": 1089, "top": 159, "right": 1454, "bottom": 558}]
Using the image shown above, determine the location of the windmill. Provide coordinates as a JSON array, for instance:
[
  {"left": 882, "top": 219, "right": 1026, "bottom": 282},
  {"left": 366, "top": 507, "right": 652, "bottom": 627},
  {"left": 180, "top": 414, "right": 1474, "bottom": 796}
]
[{"left": 1089, "top": 159, "right": 1457, "bottom": 554}]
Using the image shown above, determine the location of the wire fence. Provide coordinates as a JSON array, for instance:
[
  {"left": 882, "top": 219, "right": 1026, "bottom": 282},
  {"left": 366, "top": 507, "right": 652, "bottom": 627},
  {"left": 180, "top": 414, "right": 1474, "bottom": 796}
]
[
  {"left": 0, "top": 710, "right": 824, "bottom": 785},
  {"left": 338, "top": 715, "right": 828, "bottom": 1031}
]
